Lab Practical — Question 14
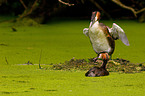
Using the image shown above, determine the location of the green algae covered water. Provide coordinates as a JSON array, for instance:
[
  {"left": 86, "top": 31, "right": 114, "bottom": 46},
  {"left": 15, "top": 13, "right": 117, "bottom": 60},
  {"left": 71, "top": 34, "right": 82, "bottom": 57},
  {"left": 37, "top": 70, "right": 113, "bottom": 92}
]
[
  {"left": 0, "top": 65, "right": 145, "bottom": 96},
  {"left": 0, "top": 19, "right": 145, "bottom": 96}
]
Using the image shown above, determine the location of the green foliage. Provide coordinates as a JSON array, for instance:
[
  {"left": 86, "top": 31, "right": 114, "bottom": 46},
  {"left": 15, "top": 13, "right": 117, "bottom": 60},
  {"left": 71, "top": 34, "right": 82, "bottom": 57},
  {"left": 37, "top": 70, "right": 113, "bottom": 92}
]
[{"left": 15, "top": 18, "right": 39, "bottom": 26}]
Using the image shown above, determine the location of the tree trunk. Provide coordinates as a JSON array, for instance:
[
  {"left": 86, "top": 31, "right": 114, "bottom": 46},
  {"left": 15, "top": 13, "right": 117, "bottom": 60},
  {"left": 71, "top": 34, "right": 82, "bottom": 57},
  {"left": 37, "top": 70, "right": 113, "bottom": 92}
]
[
  {"left": 139, "top": 11, "right": 145, "bottom": 22},
  {"left": 16, "top": 0, "right": 64, "bottom": 25}
]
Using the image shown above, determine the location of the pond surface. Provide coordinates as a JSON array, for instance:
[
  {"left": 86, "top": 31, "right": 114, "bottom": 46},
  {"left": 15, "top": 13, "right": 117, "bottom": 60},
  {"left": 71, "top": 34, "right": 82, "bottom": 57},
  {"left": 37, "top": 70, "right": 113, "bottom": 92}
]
[{"left": 0, "top": 19, "right": 145, "bottom": 96}]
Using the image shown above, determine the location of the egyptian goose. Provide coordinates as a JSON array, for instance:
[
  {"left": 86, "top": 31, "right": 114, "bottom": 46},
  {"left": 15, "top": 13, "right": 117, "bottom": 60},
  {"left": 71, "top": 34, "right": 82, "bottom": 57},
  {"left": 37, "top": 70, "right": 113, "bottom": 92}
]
[{"left": 83, "top": 11, "right": 129, "bottom": 61}]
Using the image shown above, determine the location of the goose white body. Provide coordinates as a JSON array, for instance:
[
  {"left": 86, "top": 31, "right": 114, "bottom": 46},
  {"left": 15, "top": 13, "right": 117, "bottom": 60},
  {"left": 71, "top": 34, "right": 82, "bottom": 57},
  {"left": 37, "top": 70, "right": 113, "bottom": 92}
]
[{"left": 89, "top": 21, "right": 111, "bottom": 54}]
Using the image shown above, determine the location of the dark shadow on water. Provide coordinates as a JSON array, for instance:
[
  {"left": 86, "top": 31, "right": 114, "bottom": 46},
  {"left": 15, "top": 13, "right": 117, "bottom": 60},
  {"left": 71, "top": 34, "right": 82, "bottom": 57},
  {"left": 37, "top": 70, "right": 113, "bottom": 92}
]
[
  {"left": 44, "top": 89, "right": 57, "bottom": 92},
  {"left": 1, "top": 91, "right": 18, "bottom": 94}
]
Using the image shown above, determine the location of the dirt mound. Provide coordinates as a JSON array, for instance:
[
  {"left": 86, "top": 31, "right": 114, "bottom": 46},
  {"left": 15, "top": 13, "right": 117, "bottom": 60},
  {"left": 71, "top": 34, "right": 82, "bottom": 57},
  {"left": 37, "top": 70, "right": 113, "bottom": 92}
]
[{"left": 50, "top": 58, "right": 145, "bottom": 73}]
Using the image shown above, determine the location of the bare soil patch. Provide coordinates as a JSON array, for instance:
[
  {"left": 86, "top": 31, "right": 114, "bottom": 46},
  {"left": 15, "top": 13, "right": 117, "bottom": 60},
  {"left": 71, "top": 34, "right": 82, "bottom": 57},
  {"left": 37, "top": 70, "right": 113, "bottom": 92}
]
[{"left": 51, "top": 58, "right": 145, "bottom": 73}]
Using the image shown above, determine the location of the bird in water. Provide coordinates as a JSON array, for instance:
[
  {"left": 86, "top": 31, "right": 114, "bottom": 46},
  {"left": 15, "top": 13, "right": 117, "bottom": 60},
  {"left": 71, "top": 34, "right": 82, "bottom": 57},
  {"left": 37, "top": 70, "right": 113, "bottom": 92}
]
[
  {"left": 85, "top": 52, "right": 109, "bottom": 77},
  {"left": 83, "top": 11, "right": 130, "bottom": 62}
]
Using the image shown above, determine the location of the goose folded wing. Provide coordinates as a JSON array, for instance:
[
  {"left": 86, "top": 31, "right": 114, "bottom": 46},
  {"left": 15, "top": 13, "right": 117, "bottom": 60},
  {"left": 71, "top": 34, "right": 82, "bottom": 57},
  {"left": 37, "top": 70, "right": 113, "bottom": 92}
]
[{"left": 83, "top": 28, "right": 89, "bottom": 37}]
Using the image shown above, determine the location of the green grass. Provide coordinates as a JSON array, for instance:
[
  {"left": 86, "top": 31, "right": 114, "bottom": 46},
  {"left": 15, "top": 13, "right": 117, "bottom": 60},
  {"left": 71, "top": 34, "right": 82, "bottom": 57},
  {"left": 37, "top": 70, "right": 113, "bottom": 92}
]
[{"left": 0, "top": 19, "right": 145, "bottom": 96}]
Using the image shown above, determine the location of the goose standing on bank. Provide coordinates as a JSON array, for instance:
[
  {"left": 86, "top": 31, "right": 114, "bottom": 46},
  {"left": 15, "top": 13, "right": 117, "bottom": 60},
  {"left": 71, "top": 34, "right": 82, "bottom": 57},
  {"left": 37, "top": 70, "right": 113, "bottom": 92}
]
[{"left": 83, "top": 11, "right": 130, "bottom": 61}]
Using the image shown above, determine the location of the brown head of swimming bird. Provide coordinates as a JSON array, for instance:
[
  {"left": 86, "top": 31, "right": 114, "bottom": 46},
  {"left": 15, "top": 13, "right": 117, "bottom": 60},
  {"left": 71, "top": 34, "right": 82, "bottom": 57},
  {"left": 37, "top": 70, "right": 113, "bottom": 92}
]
[
  {"left": 83, "top": 11, "right": 130, "bottom": 61},
  {"left": 85, "top": 52, "right": 109, "bottom": 77}
]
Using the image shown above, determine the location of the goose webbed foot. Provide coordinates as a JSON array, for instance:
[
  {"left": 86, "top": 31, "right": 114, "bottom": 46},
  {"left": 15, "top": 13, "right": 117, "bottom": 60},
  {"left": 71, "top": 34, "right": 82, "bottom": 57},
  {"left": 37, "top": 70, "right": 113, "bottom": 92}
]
[
  {"left": 93, "top": 57, "right": 98, "bottom": 62},
  {"left": 93, "top": 57, "right": 103, "bottom": 64}
]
